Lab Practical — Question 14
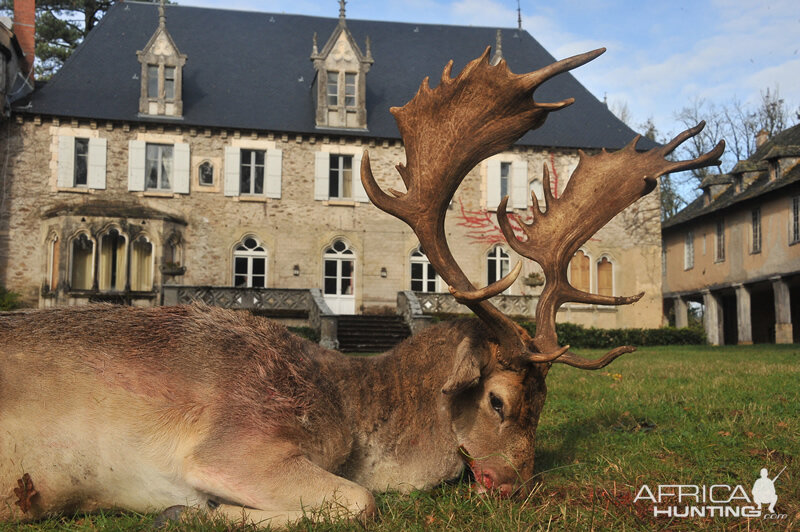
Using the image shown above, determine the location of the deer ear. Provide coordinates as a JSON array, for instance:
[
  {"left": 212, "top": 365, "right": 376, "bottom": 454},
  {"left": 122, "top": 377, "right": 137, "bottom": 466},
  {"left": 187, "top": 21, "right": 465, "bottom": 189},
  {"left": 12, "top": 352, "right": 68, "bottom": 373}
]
[{"left": 442, "top": 337, "right": 482, "bottom": 395}]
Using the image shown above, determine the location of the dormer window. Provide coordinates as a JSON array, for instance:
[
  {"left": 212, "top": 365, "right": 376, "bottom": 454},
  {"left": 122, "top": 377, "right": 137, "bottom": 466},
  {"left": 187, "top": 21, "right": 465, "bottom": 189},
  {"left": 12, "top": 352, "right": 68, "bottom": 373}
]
[
  {"left": 137, "top": 3, "right": 187, "bottom": 118},
  {"left": 311, "top": 4, "right": 373, "bottom": 130}
]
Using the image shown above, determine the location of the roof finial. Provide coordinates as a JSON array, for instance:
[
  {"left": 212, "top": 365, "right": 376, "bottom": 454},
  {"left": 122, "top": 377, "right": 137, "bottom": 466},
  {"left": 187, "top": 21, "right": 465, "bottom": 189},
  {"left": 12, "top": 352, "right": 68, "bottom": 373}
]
[
  {"left": 517, "top": 0, "right": 522, "bottom": 30},
  {"left": 491, "top": 29, "right": 503, "bottom": 65},
  {"left": 159, "top": 0, "right": 166, "bottom": 28},
  {"left": 339, "top": 0, "right": 346, "bottom": 21}
]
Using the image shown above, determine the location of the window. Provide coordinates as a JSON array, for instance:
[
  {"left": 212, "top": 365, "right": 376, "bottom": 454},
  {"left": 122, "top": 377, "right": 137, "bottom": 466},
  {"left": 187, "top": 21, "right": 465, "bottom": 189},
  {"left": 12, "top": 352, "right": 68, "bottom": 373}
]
[
  {"left": 487, "top": 159, "right": 527, "bottom": 209},
  {"left": 715, "top": 220, "right": 725, "bottom": 262},
  {"left": 684, "top": 231, "right": 694, "bottom": 270},
  {"left": 344, "top": 73, "right": 356, "bottom": 107},
  {"left": 487, "top": 246, "right": 510, "bottom": 286},
  {"left": 792, "top": 196, "right": 800, "bottom": 244},
  {"left": 410, "top": 246, "right": 437, "bottom": 292},
  {"left": 74, "top": 138, "right": 89, "bottom": 186},
  {"left": 324, "top": 239, "right": 355, "bottom": 296},
  {"left": 329, "top": 154, "right": 353, "bottom": 199},
  {"left": 240, "top": 149, "right": 265, "bottom": 195},
  {"left": 70, "top": 233, "right": 94, "bottom": 290},
  {"left": 130, "top": 235, "right": 154, "bottom": 291},
  {"left": 57, "top": 136, "right": 107, "bottom": 189},
  {"left": 147, "top": 64, "right": 159, "bottom": 98},
  {"left": 164, "top": 66, "right": 176, "bottom": 100},
  {"left": 751, "top": 208, "right": 761, "bottom": 254},
  {"left": 129, "top": 141, "right": 189, "bottom": 194},
  {"left": 500, "top": 162, "right": 510, "bottom": 200},
  {"left": 233, "top": 236, "right": 267, "bottom": 288},
  {"left": 327, "top": 71, "right": 339, "bottom": 106},
  {"left": 199, "top": 161, "right": 214, "bottom": 186},
  {"left": 145, "top": 143, "right": 173, "bottom": 191},
  {"left": 597, "top": 257, "right": 613, "bottom": 296},
  {"left": 98, "top": 228, "right": 127, "bottom": 291},
  {"left": 164, "top": 233, "right": 183, "bottom": 267},
  {"left": 570, "top": 250, "right": 590, "bottom": 292}
]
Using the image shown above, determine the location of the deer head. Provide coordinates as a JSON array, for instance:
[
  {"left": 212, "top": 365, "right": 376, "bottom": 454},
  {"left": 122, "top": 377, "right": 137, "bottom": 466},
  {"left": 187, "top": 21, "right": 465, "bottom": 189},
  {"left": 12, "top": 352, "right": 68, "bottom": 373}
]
[{"left": 362, "top": 46, "right": 723, "bottom": 492}]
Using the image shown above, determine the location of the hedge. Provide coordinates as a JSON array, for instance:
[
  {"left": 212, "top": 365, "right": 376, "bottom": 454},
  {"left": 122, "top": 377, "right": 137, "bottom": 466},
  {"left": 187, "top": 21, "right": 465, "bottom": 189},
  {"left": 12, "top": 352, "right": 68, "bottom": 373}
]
[
  {"left": 0, "top": 286, "right": 21, "bottom": 311},
  {"left": 517, "top": 320, "right": 706, "bottom": 348}
]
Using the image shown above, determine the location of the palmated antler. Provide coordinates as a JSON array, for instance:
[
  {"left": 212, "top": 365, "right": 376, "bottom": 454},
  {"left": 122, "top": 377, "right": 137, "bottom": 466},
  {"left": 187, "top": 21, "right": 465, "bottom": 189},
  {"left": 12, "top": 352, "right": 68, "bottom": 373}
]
[
  {"left": 362, "top": 46, "right": 604, "bottom": 367},
  {"left": 490, "top": 123, "right": 725, "bottom": 368}
]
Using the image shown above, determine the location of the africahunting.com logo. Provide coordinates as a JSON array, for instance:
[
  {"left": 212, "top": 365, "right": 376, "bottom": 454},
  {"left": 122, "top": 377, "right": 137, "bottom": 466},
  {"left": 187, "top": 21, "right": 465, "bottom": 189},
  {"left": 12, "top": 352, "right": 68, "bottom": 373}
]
[{"left": 634, "top": 467, "right": 787, "bottom": 520}]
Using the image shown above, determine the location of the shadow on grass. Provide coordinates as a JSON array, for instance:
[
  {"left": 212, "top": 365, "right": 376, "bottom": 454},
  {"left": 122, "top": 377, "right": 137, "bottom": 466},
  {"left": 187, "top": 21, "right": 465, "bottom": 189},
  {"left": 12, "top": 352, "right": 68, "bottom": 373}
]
[{"left": 533, "top": 412, "right": 615, "bottom": 477}]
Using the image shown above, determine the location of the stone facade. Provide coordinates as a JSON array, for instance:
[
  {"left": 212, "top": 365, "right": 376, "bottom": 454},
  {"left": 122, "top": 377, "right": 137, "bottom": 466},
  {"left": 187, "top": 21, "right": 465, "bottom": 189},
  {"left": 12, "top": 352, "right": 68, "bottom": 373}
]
[
  {"left": 0, "top": 116, "right": 662, "bottom": 329},
  {"left": 662, "top": 124, "right": 800, "bottom": 344}
]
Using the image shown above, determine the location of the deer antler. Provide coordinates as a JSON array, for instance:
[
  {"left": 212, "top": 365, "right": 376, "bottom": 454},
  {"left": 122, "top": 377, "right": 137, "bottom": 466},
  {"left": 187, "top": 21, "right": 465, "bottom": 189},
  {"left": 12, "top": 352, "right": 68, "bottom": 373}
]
[
  {"left": 491, "top": 123, "right": 725, "bottom": 368},
  {"left": 362, "top": 46, "right": 605, "bottom": 366}
]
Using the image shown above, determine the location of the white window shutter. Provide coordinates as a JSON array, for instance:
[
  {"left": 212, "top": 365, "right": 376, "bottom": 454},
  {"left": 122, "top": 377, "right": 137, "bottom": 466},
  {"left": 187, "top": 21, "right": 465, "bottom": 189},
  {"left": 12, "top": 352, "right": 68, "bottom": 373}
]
[
  {"left": 173, "top": 143, "right": 191, "bottom": 194},
  {"left": 128, "top": 140, "right": 146, "bottom": 191},
  {"left": 486, "top": 159, "right": 501, "bottom": 209},
  {"left": 265, "top": 149, "right": 282, "bottom": 199},
  {"left": 57, "top": 135, "right": 75, "bottom": 188},
  {"left": 512, "top": 160, "right": 528, "bottom": 209},
  {"left": 224, "top": 146, "right": 240, "bottom": 196},
  {"left": 352, "top": 151, "right": 368, "bottom": 202},
  {"left": 87, "top": 138, "right": 107, "bottom": 190},
  {"left": 314, "top": 151, "right": 330, "bottom": 200}
]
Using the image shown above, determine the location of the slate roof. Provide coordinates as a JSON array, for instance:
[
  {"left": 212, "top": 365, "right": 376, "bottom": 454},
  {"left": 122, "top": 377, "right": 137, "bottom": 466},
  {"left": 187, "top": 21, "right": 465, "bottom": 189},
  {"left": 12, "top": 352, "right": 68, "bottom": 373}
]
[
  {"left": 662, "top": 123, "right": 800, "bottom": 230},
  {"left": 22, "top": 2, "right": 652, "bottom": 151}
]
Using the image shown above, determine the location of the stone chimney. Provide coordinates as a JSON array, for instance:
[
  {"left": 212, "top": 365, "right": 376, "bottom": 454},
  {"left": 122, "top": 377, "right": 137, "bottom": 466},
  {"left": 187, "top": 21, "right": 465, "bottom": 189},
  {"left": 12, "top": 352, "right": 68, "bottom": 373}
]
[
  {"left": 755, "top": 129, "right": 769, "bottom": 149},
  {"left": 13, "top": 0, "right": 35, "bottom": 77}
]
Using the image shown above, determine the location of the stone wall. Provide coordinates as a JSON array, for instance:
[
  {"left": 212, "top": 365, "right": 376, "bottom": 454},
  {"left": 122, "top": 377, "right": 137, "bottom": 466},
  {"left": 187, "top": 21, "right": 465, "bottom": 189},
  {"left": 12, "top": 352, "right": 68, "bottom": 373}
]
[{"left": 0, "top": 116, "right": 662, "bottom": 329}]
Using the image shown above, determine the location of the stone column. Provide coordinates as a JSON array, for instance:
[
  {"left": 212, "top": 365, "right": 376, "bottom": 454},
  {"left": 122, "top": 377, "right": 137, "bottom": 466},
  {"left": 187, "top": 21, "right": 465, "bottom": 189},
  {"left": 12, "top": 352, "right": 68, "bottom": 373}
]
[
  {"left": 734, "top": 283, "right": 752, "bottom": 345},
  {"left": 702, "top": 289, "right": 722, "bottom": 346},
  {"left": 673, "top": 296, "right": 689, "bottom": 328},
  {"left": 771, "top": 276, "right": 793, "bottom": 344}
]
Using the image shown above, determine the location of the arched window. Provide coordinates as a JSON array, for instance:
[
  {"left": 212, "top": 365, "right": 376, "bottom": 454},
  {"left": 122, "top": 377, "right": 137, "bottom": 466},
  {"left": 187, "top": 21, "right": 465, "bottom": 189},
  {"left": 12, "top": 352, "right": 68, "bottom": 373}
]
[
  {"left": 46, "top": 233, "right": 60, "bottom": 291},
  {"left": 164, "top": 232, "right": 183, "bottom": 267},
  {"left": 70, "top": 233, "right": 94, "bottom": 290},
  {"left": 324, "top": 239, "right": 355, "bottom": 296},
  {"left": 98, "top": 228, "right": 127, "bottom": 291},
  {"left": 570, "top": 250, "right": 590, "bottom": 292},
  {"left": 198, "top": 161, "right": 214, "bottom": 186},
  {"left": 131, "top": 235, "right": 154, "bottom": 291},
  {"left": 597, "top": 256, "right": 613, "bottom": 296},
  {"left": 410, "top": 246, "right": 437, "bottom": 292},
  {"left": 487, "top": 246, "right": 510, "bottom": 286},
  {"left": 233, "top": 236, "right": 267, "bottom": 288}
]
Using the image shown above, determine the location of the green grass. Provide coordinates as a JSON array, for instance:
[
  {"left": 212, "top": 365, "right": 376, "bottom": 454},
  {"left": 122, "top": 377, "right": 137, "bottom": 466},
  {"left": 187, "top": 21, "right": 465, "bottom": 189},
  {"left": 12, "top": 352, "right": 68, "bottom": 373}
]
[{"left": 5, "top": 344, "right": 798, "bottom": 531}]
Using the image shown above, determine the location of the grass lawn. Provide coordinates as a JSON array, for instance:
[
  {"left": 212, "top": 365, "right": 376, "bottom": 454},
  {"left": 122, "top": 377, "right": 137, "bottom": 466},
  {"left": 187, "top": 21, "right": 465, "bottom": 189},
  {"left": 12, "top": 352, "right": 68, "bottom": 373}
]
[{"left": 5, "top": 344, "right": 798, "bottom": 531}]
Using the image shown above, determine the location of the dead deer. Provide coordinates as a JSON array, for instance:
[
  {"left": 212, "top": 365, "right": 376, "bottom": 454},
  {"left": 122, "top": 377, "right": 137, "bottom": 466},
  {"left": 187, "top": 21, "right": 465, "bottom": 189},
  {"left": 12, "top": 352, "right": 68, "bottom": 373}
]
[{"left": 0, "top": 47, "right": 723, "bottom": 527}]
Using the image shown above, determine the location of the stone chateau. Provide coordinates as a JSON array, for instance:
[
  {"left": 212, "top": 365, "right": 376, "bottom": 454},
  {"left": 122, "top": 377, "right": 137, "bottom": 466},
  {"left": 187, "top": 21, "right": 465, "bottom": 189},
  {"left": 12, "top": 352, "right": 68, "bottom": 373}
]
[{"left": 0, "top": 2, "right": 663, "bottom": 334}]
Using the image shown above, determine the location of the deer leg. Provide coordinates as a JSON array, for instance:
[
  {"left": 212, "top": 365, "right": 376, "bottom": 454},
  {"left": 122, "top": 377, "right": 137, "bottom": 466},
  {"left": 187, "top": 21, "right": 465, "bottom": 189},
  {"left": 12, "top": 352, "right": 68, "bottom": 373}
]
[{"left": 183, "top": 448, "right": 375, "bottom": 528}]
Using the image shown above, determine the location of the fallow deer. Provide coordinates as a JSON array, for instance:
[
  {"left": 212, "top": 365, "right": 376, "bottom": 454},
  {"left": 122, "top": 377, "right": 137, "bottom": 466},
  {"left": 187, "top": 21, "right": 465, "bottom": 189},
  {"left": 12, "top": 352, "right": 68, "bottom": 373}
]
[{"left": 0, "top": 46, "right": 723, "bottom": 527}]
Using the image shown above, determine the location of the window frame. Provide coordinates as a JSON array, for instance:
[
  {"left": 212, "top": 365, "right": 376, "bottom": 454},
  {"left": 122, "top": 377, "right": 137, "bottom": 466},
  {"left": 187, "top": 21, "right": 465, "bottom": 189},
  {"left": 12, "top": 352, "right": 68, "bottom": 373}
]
[
  {"left": 145, "top": 143, "right": 174, "bottom": 191},
  {"left": 69, "top": 232, "right": 95, "bottom": 291},
  {"left": 73, "top": 137, "right": 89, "bottom": 187},
  {"left": 233, "top": 236, "right": 268, "bottom": 288},
  {"left": 410, "top": 246, "right": 438, "bottom": 293},
  {"left": 792, "top": 196, "right": 800, "bottom": 245},
  {"left": 751, "top": 207, "right": 762, "bottom": 254},
  {"left": 715, "top": 219, "right": 725, "bottom": 262},
  {"left": 329, "top": 153, "right": 354, "bottom": 200},
  {"left": 239, "top": 149, "right": 266, "bottom": 196},
  {"left": 487, "top": 245, "right": 510, "bottom": 287},
  {"left": 684, "top": 230, "right": 694, "bottom": 270}
]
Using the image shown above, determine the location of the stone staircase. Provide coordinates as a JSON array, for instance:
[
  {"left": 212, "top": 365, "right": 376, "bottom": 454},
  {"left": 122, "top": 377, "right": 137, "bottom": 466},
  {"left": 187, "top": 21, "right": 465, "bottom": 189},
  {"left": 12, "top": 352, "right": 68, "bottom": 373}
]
[{"left": 337, "top": 315, "right": 412, "bottom": 353}]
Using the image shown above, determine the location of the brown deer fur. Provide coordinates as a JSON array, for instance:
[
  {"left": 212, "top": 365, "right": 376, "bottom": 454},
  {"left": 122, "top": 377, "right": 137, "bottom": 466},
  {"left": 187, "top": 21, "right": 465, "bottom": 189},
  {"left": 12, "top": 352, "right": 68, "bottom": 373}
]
[{"left": 1, "top": 305, "right": 543, "bottom": 525}]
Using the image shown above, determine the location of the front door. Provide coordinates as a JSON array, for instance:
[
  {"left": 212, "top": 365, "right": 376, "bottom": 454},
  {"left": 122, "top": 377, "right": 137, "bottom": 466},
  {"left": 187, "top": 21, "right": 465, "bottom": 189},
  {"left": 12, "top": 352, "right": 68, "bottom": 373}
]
[{"left": 323, "top": 239, "right": 356, "bottom": 314}]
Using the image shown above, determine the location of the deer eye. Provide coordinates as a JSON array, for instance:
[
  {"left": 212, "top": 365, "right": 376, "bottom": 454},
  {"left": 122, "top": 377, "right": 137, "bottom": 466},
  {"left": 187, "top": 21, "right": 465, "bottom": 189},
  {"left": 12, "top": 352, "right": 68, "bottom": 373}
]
[{"left": 489, "top": 392, "right": 505, "bottom": 421}]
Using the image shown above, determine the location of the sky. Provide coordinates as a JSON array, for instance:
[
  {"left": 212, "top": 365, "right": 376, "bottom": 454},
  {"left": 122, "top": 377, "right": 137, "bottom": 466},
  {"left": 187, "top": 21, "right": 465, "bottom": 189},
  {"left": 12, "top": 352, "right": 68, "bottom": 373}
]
[{"left": 176, "top": 0, "right": 799, "bottom": 157}]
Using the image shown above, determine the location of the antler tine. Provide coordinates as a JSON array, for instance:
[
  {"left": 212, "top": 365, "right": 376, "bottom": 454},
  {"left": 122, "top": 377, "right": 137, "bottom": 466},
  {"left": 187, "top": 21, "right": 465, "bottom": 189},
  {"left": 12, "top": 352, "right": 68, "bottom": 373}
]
[
  {"left": 493, "top": 123, "right": 725, "bottom": 366},
  {"left": 554, "top": 346, "right": 637, "bottom": 369},
  {"left": 520, "top": 48, "right": 606, "bottom": 92}
]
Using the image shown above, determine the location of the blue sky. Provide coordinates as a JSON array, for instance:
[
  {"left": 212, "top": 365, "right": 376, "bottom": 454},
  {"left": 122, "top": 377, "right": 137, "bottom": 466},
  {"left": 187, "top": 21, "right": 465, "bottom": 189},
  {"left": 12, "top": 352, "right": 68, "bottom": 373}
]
[{"left": 178, "top": 0, "right": 799, "bottom": 152}]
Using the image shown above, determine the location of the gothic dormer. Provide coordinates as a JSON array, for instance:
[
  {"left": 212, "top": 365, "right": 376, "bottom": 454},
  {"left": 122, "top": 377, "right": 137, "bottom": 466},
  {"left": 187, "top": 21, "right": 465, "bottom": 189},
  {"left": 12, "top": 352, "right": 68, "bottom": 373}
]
[
  {"left": 310, "top": 1, "right": 373, "bottom": 130},
  {"left": 137, "top": 1, "right": 187, "bottom": 118}
]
